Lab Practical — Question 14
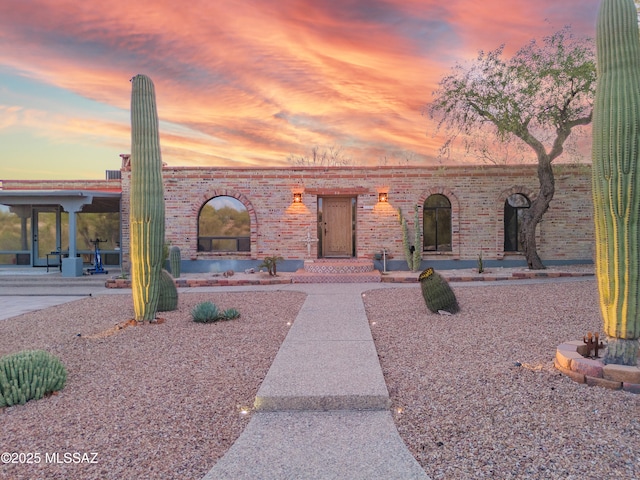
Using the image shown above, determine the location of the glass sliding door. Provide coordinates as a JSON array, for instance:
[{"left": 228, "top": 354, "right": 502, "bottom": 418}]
[{"left": 32, "top": 207, "right": 61, "bottom": 267}]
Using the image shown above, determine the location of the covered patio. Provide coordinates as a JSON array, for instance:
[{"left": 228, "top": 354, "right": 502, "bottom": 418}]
[{"left": 0, "top": 190, "right": 121, "bottom": 277}]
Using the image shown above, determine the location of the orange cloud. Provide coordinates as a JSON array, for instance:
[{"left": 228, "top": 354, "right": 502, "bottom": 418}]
[{"left": 0, "top": 0, "right": 600, "bottom": 178}]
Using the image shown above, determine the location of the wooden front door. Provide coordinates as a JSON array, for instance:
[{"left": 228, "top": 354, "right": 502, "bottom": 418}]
[{"left": 321, "top": 197, "right": 353, "bottom": 257}]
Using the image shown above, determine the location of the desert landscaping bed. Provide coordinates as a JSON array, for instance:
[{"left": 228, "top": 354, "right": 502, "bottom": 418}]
[
  {"left": 0, "top": 290, "right": 306, "bottom": 480},
  {"left": 364, "top": 280, "right": 640, "bottom": 480},
  {"left": 1, "top": 280, "right": 639, "bottom": 480}
]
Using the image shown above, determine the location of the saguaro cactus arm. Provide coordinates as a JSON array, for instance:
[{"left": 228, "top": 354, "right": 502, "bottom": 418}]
[
  {"left": 129, "top": 74, "right": 166, "bottom": 322},
  {"left": 592, "top": 0, "right": 640, "bottom": 365}
]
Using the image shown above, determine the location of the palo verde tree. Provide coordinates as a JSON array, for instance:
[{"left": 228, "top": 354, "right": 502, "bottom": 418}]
[{"left": 428, "top": 27, "right": 596, "bottom": 269}]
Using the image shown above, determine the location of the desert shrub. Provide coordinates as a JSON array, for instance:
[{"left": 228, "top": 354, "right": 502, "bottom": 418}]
[
  {"left": 191, "top": 302, "right": 241, "bottom": 323},
  {"left": 222, "top": 308, "right": 240, "bottom": 320},
  {"left": 419, "top": 267, "right": 460, "bottom": 314},
  {"left": 0, "top": 350, "right": 67, "bottom": 407},
  {"left": 258, "top": 255, "right": 284, "bottom": 276},
  {"left": 191, "top": 301, "right": 221, "bottom": 323}
]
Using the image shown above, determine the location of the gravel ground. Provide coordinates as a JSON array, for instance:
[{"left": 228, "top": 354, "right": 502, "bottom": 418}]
[
  {"left": 0, "top": 291, "right": 306, "bottom": 480},
  {"left": 364, "top": 280, "right": 640, "bottom": 480},
  {"left": 2, "top": 278, "right": 639, "bottom": 480}
]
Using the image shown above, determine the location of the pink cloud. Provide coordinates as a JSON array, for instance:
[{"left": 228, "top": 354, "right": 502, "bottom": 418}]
[{"left": 0, "top": 0, "right": 600, "bottom": 175}]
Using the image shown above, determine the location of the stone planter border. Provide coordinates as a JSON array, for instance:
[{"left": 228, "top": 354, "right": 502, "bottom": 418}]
[{"left": 554, "top": 340, "right": 640, "bottom": 394}]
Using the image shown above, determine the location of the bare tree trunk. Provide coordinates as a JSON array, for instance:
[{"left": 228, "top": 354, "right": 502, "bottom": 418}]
[{"left": 520, "top": 158, "right": 555, "bottom": 270}]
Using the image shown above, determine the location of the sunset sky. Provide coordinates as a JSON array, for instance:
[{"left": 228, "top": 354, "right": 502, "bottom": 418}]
[{"left": 0, "top": 0, "right": 600, "bottom": 180}]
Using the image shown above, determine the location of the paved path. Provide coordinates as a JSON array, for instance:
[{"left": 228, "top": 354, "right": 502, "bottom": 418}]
[
  {"left": 0, "top": 271, "right": 125, "bottom": 320},
  {"left": 0, "top": 295, "right": 89, "bottom": 321},
  {"left": 202, "top": 284, "right": 429, "bottom": 480}
]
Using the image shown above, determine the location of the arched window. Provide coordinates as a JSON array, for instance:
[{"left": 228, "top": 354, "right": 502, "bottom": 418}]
[
  {"left": 198, "top": 196, "right": 250, "bottom": 252},
  {"left": 504, "top": 193, "right": 530, "bottom": 252},
  {"left": 423, "top": 194, "right": 452, "bottom": 252}
]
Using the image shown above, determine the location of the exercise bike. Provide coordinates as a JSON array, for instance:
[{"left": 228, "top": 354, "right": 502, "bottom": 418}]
[{"left": 87, "top": 238, "right": 108, "bottom": 275}]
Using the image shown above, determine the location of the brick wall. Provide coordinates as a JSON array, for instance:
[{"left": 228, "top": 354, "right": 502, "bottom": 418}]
[
  {"left": 2, "top": 179, "right": 121, "bottom": 191},
  {"left": 119, "top": 164, "right": 594, "bottom": 269}
]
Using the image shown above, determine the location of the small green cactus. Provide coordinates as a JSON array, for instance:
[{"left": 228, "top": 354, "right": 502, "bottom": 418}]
[
  {"left": 169, "top": 246, "right": 181, "bottom": 278},
  {"left": 157, "top": 269, "right": 178, "bottom": 312},
  {"left": 419, "top": 267, "right": 459, "bottom": 314},
  {"left": 398, "top": 206, "right": 422, "bottom": 272},
  {"left": 0, "top": 350, "right": 67, "bottom": 407}
]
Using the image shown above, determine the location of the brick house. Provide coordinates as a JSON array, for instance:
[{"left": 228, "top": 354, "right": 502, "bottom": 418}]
[{"left": 0, "top": 160, "right": 594, "bottom": 276}]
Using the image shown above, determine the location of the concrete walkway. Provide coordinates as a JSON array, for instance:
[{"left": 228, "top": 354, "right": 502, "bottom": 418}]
[
  {"left": 0, "top": 270, "right": 125, "bottom": 320},
  {"left": 0, "top": 295, "right": 89, "bottom": 320},
  {"left": 202, "top": 283, "right": 429, "bottom": 480}
]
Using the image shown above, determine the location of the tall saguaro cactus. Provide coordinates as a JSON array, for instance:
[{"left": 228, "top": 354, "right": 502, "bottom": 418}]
[
  {"left": 130, "top": 74, "right": 165, "bottom": 322},
  {"left": 592, "top": 0, "right": 640, "bottom": 365}
]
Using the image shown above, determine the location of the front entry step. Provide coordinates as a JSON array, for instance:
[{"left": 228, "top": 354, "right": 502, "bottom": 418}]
[{"left": 292, "top": 259, "right": 380, "bottom": 283}]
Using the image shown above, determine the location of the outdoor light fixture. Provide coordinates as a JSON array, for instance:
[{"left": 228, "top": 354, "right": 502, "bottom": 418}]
[
  {"left": 378, "top": 192, "right": 388, "bottom": 203},
  {"left": 293, "top": 193, "right": 303, "bottom": 203}
]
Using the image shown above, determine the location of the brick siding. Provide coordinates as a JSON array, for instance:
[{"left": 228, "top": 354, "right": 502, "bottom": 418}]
[{"left": 116, "top": 164, "right": 594, "bottom": 269}]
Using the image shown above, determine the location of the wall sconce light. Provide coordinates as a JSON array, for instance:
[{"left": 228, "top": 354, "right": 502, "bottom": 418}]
[
  {"left": 293, "top": 193, "right": 303, "bottom": 203},
  {"left": 378, "top": 192, "right": 388, "bottom": 203}
]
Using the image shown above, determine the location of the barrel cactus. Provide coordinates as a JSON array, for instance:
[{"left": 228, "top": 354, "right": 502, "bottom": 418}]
[
  {"left": 418, "top": 267, "right": 459, "bottom": 314},
  {"left": 169, "top": 246, "right": 181, "bottom": 278},
  {"left": 130, "top": 74, "right": 165, "bottom": 322},
  {"left": 0, "top": 350, "right": 67, "bottom": 407},
  {"left": 157, "top": 269, "right": 178, "bottom": 312},
  {"left": 592, "top": 0, "right": 640, "bottom": 365}
]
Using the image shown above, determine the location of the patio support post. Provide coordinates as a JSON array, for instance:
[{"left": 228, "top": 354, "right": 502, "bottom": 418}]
[{"left": 60, "top": 197, "right": 91, "bottom": 277}]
